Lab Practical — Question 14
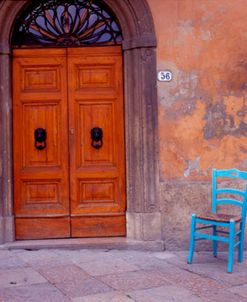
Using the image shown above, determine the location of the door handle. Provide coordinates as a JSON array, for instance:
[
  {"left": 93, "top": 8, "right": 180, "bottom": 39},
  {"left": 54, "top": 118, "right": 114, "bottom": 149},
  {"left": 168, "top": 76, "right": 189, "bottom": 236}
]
[
  {"left": 34, "top": 128, "right": 47, "bottom": 150},
  {"left": 91, "top": 127, "right": 103, "bottom": 149}
]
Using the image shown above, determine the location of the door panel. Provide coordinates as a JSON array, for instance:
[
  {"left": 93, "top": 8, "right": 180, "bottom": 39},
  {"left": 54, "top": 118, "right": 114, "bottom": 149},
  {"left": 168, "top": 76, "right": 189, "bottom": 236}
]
[
  {"left": 13, "top": 49, "right": 70, "bottom": 239},
  {"left": 68, "top": 47, "right": 126, "bottom": 236},
  {"left": 72, "top": 216, "right": 126, "bottom": 238},
  {"left": 13, "top": 47, "right": 126, "bottom": 239},
  {"left": 79, "top": 103, "right": 114, "bottom": 164},
  {"left": 15, "top": 217, "right": 70, "bottom": 240},
  {"left": 22, "top": 103, "right": 62, "bottom": 167}
]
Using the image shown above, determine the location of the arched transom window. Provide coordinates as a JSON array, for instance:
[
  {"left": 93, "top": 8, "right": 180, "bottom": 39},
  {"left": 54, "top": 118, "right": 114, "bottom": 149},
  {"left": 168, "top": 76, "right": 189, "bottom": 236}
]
[{"left": 12, "top": 0, "right": 122, "bottom": 47}]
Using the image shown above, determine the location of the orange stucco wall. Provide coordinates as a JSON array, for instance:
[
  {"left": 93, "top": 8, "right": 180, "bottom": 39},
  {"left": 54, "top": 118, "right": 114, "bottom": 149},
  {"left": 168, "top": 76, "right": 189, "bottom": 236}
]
[{"left": 148, "top": 0, "right": 247, "bottom": 181}]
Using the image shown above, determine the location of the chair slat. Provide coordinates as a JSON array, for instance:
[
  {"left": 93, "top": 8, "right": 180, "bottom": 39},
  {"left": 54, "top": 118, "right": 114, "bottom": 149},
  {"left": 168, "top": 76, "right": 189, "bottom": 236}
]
[
  {"left": 216, "top": 199, "right": 243, "bottom": 207},
  {"left": 216, "top": 169, "right": 240, "bottom": 178},
  {"left": 238, "top": 171, "right": 247, "bottom": 179},
  {"left": 216, "top": 169, "right": 247, "bottom": 179},
  {"left": 216, "top": 188, "right": 245, "bottom": 197},
  {"left": 194, "top": 232, "right": 229, "bottom": 242}
]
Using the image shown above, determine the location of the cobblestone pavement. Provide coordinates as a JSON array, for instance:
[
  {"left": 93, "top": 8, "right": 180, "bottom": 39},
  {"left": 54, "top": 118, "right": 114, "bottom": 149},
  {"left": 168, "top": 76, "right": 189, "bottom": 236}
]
[{"left": 0, "top": 248, "right": 247, "bottom": 301}]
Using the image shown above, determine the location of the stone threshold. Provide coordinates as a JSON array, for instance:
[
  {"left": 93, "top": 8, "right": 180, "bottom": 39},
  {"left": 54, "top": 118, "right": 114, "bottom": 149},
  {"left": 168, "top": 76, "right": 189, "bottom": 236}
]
[{"left": 0, "top": 237, "right": 165, "bottom": 252}]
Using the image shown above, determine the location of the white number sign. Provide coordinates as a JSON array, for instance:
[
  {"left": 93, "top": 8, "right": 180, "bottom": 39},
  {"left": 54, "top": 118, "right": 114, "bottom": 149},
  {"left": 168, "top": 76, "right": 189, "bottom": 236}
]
[{"left": 157, "top": 70, "right": 173, "bottom": 82}]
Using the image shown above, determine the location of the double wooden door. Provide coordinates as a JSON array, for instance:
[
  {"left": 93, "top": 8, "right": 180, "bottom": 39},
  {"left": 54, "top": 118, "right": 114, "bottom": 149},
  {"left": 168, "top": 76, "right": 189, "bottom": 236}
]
[{"left": 13, "top": 47, "right": 126, "bottom": 239}]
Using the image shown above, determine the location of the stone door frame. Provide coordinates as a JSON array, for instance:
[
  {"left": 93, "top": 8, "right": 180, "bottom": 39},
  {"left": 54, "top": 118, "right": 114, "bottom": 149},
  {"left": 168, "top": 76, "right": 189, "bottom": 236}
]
[{"left": 0, "top": 0, "right": 161, "bottom": 243}]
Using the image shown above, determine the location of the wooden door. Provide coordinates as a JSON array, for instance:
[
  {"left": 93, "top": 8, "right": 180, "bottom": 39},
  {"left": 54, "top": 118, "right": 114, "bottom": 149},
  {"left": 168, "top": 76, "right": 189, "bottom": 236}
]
[
  {"left": 13, "top": 46, "right": 126, "bottom": 239},
  {"left": 68, "top": 47, "right": 126, "bottom": 237},
  {"left": 13, "top": 49, "right": 70, "bottom": 239}
]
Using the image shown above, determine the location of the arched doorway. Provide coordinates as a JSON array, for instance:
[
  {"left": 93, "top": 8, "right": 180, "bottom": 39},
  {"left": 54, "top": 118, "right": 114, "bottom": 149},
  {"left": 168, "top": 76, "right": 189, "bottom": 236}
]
[
  {"left": 0, "top": 0, "right": 160, "bottom": 243},
  {"left": 12, "top": 1, "right": 126, "bottom": 239}
]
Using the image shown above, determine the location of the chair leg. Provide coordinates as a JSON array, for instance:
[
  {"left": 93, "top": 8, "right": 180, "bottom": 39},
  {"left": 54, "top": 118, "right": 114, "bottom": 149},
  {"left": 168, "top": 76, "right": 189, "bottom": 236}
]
[
  {"left": 227, "top": 220, "right": 235, "bottom": 273},
  {"left": 213, "top": 225, "right": 217, "bottom": 257},
  {"left": 188, "top": 214, "right": 196, "bottom": 264},
  {"left": 238, "top": 222, "right": 244, "bottom": 263}
]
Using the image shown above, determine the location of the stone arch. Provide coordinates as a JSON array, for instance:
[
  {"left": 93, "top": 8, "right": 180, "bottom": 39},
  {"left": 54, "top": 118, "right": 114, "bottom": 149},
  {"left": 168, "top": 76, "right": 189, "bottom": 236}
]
[{"left": 0, "top": 0, "right": 160, "bottom": 243}]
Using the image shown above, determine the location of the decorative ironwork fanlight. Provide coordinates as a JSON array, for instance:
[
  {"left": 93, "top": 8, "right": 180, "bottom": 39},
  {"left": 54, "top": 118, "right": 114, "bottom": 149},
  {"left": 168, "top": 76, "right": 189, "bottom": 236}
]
[{"left": 12, "top": 0, "right": 122, "bottom": 47}]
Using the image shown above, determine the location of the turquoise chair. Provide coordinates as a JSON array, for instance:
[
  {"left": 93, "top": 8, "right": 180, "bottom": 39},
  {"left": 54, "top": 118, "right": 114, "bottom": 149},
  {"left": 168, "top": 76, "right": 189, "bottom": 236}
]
[{"left": 188, "top": 168, "right": 247, "bottom": 273}]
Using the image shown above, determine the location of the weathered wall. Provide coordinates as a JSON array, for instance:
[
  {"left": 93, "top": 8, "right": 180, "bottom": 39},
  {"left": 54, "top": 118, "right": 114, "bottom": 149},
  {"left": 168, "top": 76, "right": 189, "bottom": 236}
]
[{"left": 148, "top": 0, "right": 247, "bottom": 249}]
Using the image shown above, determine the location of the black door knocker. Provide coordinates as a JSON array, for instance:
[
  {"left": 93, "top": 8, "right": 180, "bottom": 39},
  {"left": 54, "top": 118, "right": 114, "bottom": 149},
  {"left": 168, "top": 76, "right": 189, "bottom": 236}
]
[
  {"left": 91, "top": 127, "right": 103, "bottom": 149},
  {"left": 34, "top": 128, "right": 47, "bottom": 150}
]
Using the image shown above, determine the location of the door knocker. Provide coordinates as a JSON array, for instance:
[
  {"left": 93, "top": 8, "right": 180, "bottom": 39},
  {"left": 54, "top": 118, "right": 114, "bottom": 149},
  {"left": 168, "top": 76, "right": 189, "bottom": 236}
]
[
  {"left": 91, "top": 127, "right": 103, "bottom": 149},
  {"left": 34, "top": 128, "right": 47, "bottom": 150}
]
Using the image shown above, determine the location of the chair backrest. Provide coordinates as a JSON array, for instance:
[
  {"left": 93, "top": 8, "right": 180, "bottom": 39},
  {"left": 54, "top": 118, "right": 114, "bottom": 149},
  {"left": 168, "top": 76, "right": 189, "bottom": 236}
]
[{"left": 212, "top": 169, "right": 247, "bottom": 222}]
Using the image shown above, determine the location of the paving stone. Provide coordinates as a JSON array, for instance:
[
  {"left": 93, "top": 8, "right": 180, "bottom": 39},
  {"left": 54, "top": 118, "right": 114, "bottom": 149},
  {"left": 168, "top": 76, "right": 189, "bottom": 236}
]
[
  {"left": 72, "top": 291, "right": 133, "bottom": 302},
  {"left": 128, "top": 285, "right": 204, "bottom": 302},
  {"left": 55, "top": 249, "right": 114, "bottom": 264},
  {"left": 174, "top": 251, "right": 246, "bottom": 267},
  {"left": 102, "top": 249, "right": 151, "bottom": 260},
  {"left": 110, "top": 250, "right": 172, "bottom": 271},
  {"left": 0, "top": 283, "right": 70, "bottom": 302},
  {"left": 0, "top": 249, "right": 247, "bottom": 301},
  {"left": 153, "top": 251, "right": 177, "bottom": 260},
  {"left": 0, "top": 250, "right": 14, "bottom": 259},
  {"left": 55, "top": 277, "right": 112, "bottom": 298},
  {"left": 131, "top": 257, "right": 174, "bottom": 271},
  {"left": 37, "top": 264, "right": 90, "bottom": 283},
  {"left": 185, "top": 262, "right": 247, "bottom": 283},
  {"left": 0, "top": 255, "right": 27, "bottom": 269},
  {"left": 17, "top": 249, "right": 72, "bottom": 268},
  {"left": 157, "top": 263, "right": 226, "bottom": 295},
  {"left": 97, "top": 269, "right": 171, "bottom": 291},
  {"left": 199, "top": 289, "right": 246, "bottom": 302},
  {"left": 77, "top": 257, "right": 138, "bottom": 276},
  {"left": 154, "top": 262, "right": 246, "bottom": 302},
  {"left": 186, "top": 262, "right": 229, "bottom": 275},
  {"left": 0, "top": 268, "right": 47, "bottom": 288},
  {"left": 107, "top": 250, "right": 175, "bottom": 271},
  {"left": 167, "top": 251, "right": 226, "bottom": 269},
  {"left": 230, "top": 284, "right": 247, "bottom": 298},
  {"left": 216, "top": 271, "right": 247, "bottom": 286},
  {"left": 16, "top": 249, "right": 60, "bottom": 261}
]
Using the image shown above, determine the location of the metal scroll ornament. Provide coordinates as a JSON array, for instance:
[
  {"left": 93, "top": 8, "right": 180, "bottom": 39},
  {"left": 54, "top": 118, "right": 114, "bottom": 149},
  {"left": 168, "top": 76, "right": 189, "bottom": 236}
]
[{"left": 12, "top": 0, "right": 122, "bottom": 47}]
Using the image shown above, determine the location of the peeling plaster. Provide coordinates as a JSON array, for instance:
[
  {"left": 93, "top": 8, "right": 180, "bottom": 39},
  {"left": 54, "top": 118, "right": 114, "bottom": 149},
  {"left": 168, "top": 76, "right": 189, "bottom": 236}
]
[
  {"left": 243, "top": 159, "right": 247, "bottom": 168},
  {"left": 175, "top": 20, "right": 195, "bottom": 45},
  {"left": 204, "top": 100, "right": 247, "bottom": 139},
  {"left": 200, "top": 29, "right": 212, "bottom": 41},
  {"left": 184, "top": 156, "right": 200, "bottom": 178},
  {"left": 155, "top": 0, "right": 247, "bottom": 182},
  {"left": 158, "top": 63, "right": 207, "bottom": 120}
]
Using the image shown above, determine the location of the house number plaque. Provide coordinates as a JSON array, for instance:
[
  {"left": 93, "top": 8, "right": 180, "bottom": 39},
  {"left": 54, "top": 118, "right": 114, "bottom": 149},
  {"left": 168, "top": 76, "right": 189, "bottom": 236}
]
[{"left": 157, "top": 70, "right": 173, "bottom": 82}]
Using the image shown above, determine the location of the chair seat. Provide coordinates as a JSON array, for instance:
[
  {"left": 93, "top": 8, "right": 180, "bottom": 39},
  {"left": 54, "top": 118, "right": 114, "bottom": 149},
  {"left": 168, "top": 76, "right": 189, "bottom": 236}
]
[{"left": 196, "top": 212, "right": 241, "bottom": 222}]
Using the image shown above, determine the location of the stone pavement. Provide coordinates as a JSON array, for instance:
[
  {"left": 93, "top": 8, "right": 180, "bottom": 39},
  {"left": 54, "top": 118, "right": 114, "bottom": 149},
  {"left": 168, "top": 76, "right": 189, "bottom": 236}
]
[{"left": 0, "top": 247, "right": 247, "bottom": 301}]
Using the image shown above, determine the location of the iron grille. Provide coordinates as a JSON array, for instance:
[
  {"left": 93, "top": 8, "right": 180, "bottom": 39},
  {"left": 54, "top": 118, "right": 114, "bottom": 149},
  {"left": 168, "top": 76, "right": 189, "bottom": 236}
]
[{"left": 12, "top": 0, "right": 122, "bottom": 47}]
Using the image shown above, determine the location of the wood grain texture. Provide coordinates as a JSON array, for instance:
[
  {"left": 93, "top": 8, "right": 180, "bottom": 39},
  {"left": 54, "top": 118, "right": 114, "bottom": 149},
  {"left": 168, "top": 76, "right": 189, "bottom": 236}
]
[
  {"left": 71, "top": 215, "right": 126, "bottom": 237},
  {"left": 15, "top": 217, "right": 70, "bottom": 239},
  {"left": 13, "top": 49, "right": 70, "bottom": 239},
  {"left": 68, "top": 47, "right": 126, "bottom": 236},
  {"left": 13, "top": 47, "right": 126, "bottom": 239}
]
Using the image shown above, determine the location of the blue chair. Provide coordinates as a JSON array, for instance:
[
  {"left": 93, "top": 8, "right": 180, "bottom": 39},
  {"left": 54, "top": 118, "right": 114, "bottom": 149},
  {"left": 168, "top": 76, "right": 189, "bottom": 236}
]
[{"left": 188, "top": 168, "right": 247, "bottom": 273}]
